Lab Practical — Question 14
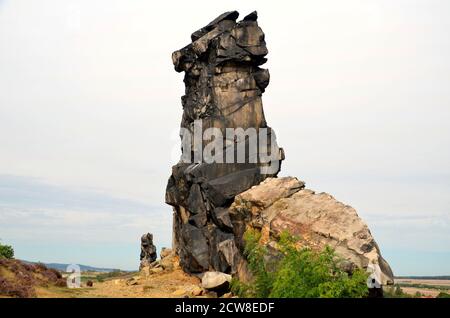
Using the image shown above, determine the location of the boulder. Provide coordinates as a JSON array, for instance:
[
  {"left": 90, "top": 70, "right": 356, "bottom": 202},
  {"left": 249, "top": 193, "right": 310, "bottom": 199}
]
[
  {"left": 160, "top": 249, "right": 178, "bottom": 271},
  {"left": 172, "top": 289, "right": 188, "bottom": 297},
  {"left": 191, "top": 285, "right": 204, "bottom": 297},
  {"left": 160, "top": 247, "right": 173, "bottom": 259},
  {"left": 126, "top": 278, "right": 139, "bottom": 286},
  {"left": 229, "top": 177, "right": 394, "bottom": 285},
  {"left": 201, "top": 271, "right": 232, "bottom": 291}
]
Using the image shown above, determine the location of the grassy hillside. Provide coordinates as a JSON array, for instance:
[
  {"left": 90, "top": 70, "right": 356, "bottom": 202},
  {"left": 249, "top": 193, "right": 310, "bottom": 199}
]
[{"left": 0, "top": 258, "right": 66, "bottom": 297}]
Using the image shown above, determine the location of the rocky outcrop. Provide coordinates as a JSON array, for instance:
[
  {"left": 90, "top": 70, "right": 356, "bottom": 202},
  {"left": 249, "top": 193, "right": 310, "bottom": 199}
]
[
  {"left": 140, "top": 247, "right": 180, "bottom": 277},
  {"left": 139, "top": 233, "right": 157, "bottom": 270},
  {"left": 165, "top": 10, "right": 393, "bottom": 288},
  {"left": 166, "top": 10, "right": 284, "bottom": 274},
  {"left": 229, "top": 177, "right": 394, "bottom": 285}
]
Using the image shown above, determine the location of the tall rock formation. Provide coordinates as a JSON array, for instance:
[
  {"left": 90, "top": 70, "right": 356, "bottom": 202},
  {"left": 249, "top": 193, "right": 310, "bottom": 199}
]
[
  {"left": 166, "top": 10, "right": 284, "bottom": 273},
  {"left": 165, "top": 11, "right": 394, "bottom": 286},
  {"left": 140, "top": 233, "right": 157, "bottom": 270}
]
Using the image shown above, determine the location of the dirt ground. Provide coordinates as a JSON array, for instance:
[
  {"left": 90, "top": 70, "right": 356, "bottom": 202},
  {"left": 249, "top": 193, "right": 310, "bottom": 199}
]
[
  {"left": 35, "top": 268, "right": 202, "bottom": 298},
  {"left": 83, "top": 269, "right": 201, "bottom": 298}
]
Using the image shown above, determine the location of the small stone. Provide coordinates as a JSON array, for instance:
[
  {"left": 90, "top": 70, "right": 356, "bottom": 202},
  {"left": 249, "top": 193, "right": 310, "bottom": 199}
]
[
  {"left": 172, "top": 289, "right": 187, "bottom": 296},
  {"left": 150, "top": 260, "right": 160, "bottom": 268},
  {"left": 191, "top": 286, "right": 203, "bottom": 297},
  {"left": 150, "top": 267, "right": 163, "bottom": 274},
  {"left": 201, "top": 271, "right": 232, "bottom": 291},
  {"left": 160, "top": 257, "right": 174, "bottom": 271},
  {"left": 205, "top": 291, "right": 218, "bottom": 298},
  {"left": 126, "top": 278, "right": 139, "bottom": 286}
]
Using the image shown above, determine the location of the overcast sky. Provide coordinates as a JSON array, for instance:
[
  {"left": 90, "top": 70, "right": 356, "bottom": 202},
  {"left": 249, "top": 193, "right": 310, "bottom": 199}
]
[{"left": 0, "top": 0, "right": 449, "bottom": 275}]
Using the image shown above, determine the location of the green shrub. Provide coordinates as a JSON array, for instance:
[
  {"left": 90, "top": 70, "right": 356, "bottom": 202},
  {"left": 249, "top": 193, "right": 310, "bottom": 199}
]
[
  {"left": 0, "top": 241, "right": 14, "bottom": 259},
  {"left": 437, "top": 292, "right": 450, "bottom": 298},
  {"left": 383, "top": 284, "right": 413, "bottom": 298},
  {"left": 232, "top": 229, "right": 369, "bottom": 298},
  {"left": 95, "top": 270, "right": 126, "bottom": 282}
]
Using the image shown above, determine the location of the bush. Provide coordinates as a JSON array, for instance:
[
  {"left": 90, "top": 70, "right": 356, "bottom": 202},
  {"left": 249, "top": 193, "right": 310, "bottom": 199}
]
[
  {"left": 231, "top": 229, "right": 369, "bottom": 298},
  {"left": 437, "top": 292, "right": 450, "bottom": 298},
  {"left": 0, "top": 242, "right": 14, "bottom": 259},
  {"left": 96, "top": 270, "right": 125, "bottom": 282}
]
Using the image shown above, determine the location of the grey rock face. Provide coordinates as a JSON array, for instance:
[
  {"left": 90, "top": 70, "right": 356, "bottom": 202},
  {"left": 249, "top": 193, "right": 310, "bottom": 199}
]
[
  {"left": 166, "top": 11, "right": 284, "bottom": 273},
  {"left": 139, "top": 233, "right": 157, "bottom": 270}
]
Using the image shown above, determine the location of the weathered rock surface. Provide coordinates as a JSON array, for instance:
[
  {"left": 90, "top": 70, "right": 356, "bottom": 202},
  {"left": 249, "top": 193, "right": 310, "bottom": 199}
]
[
  {"left": 166, "top": 10, "right": 284, "bottom": 274},
  {"left": 166, "top": 10, "right": 393, "bottom": 288},
  {"left": 159, "top": 248, "right": 180, "bottom": 271},
  {"left": 139, "top": 233, "right": 157, "bottom": 270},
  {"left": 229, "top": 177, "right": 394, "bottom": 285},
  {"left": 201, "top": 271, "right": 232, "bottom": 291}
]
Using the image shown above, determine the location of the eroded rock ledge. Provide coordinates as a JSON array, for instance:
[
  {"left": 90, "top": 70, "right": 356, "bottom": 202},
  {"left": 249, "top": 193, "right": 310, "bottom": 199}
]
[{"left": 229, "top": 177, "right": 394, "bottom": 285}]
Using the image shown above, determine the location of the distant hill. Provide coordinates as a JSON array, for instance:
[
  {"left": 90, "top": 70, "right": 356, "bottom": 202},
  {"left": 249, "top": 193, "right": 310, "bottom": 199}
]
[
  {"left": 395, "top": 276, "right": 450, "bottom": 280},
  {"left": 21, "top": 260, "right": 121, "bottom": 273}
]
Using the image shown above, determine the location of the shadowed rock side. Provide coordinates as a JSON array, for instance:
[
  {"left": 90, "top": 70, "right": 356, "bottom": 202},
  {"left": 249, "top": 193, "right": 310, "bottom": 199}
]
[{"left": 165, "top": 10, "right": 284, "bottom": 274}]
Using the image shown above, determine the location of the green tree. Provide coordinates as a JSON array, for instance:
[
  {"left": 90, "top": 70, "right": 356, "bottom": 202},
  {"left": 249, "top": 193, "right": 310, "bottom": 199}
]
[
  {"left": 232, "top": 229, "right": 369, "bottom": 298},
  {"left": 0, "top": 240, "right": 14, "bottom": 259}
]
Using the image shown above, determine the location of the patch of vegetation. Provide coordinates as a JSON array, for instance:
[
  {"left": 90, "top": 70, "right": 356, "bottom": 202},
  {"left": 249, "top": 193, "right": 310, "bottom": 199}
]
[
  {"left": 95, "top": 270, "right": 130, "bottom": 282},
  {"left": 383, "top": 284, "right": 410, "bottom": 298},
  {"left": 231, "top": 229, "right": 369, "bottom": 298},
  {"left": 437, "top": 292, "right": 450, "bottom": 298},
  {"left": 0, "top": 240, "right": 14, "bottom": 259},
  {"left": 383, "top": 284, "right": 429, "bottom": 298}
]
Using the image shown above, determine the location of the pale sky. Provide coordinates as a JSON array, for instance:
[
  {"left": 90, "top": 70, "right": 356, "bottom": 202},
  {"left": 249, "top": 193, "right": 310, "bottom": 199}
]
[{"left": 0, "top": 0, "right": 449, "bottom": 274}]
